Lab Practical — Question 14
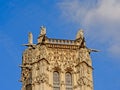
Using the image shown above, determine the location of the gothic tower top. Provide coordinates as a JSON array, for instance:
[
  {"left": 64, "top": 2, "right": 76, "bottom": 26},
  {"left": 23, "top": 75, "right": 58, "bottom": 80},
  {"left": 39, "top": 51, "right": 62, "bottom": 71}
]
[
  {"left": 36, "top": 26, "right": 86, "bottom": 47},
  {"left": 21, "top": 26, "right": 96, "bottom": 90}
]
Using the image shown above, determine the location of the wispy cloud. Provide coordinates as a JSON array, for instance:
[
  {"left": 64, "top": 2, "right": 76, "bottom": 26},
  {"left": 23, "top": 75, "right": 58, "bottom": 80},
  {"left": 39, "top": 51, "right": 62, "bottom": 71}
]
[{"left": 58, "top": 0, "right": 120, "bottom": 58}]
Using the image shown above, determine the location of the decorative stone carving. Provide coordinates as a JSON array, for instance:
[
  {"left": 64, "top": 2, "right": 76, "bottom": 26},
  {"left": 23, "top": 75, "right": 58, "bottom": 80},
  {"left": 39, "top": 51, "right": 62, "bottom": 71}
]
[
  {"left": 33, "top": 73, "right": 48, "bottom": 84},
  {"left": 77, "top": 78, "right": 84, "bottom": 86},
  {"left": 76, "top": 29, "right": 84, "bottom": 40},
  {"left": 39, "top": 45, "right": 48, "bottom": 59},
  {"left": 77, "top": 48, "right": 92, "bottom": 66},
  {"left": 40, "top": 26, "right": 46, "bottom": 35},
  {"left": 21, "top": 68, "right": 31, "bottom": 82},
  {"left": 77, "top": 76, "right": 93, "bottom": 88}
]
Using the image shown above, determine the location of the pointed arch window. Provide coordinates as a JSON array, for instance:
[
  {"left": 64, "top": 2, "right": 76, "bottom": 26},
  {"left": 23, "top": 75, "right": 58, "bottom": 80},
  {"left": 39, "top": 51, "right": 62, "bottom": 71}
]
[
  {"left": 65, "top": 72, "right": 72, "bottom": 90},
  {"left": 53, "top": 71, "right": 60, "bottom": 90}
]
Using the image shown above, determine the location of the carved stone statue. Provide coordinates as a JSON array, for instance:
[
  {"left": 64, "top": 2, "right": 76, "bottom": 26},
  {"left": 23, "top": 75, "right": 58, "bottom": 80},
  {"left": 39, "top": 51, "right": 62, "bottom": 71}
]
[
  {"left": 40, "top": 26, "right": 46, "bottom": 35},
  {"left": 28, "top": 32, "right": 33, "bottom": 44},
  {"left": 76, "top": 29, "right": 84, "bottom": 40}
]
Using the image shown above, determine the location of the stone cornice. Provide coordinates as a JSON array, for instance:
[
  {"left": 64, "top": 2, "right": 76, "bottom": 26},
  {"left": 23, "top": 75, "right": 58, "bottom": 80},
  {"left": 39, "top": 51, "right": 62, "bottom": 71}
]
[{"left": 46, "top": 43, "right": 80, "bottom": 49}]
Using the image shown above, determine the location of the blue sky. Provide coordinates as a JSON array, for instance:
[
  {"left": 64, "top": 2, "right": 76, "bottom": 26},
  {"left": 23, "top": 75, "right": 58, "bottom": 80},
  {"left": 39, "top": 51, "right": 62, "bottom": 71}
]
[{"left": 0, "top": 0, "right": 120, "bottom": 90}]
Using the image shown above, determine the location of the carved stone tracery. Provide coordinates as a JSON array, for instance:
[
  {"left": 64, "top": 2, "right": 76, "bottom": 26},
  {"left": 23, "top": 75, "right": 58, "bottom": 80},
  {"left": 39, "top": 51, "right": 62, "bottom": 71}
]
[{"left": 33, "top": 73, "right": 48, "bottom": 85}]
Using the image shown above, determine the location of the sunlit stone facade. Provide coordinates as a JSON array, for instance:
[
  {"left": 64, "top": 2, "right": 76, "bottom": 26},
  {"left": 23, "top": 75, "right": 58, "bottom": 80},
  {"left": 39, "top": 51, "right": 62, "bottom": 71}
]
[{"left": 20, "top": 26, "right": 94, "bottom": 90}]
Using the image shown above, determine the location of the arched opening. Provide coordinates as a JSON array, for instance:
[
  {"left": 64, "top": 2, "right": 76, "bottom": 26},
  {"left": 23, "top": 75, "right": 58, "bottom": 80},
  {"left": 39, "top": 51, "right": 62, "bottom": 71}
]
[
  {"left": 53, "top": 71, "right": 60, "bottom": 90},
  {"left": 65, "top": 72, "right": 72, "bottom": 90}
]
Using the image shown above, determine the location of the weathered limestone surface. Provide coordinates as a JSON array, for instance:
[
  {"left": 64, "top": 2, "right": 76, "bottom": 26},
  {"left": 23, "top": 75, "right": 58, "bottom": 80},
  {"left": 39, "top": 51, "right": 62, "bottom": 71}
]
[{"left": 20, "top": 27, "right": 94, "bottom": 90}]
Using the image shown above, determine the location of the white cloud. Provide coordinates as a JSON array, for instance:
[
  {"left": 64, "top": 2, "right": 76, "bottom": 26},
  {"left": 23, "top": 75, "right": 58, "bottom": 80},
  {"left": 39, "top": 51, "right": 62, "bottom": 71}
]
[
  {"left": 58, "top": 0, "right": 120, "bottom": 58},
  {"left": 108, "top": 44, "right": 120, "bottom": 58}
]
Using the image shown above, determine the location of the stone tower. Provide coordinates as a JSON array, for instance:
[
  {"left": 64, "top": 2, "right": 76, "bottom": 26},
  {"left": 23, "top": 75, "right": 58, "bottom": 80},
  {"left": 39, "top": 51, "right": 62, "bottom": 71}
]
[{"left": 20, "top": 26, "right": 94, "bottom": 90}]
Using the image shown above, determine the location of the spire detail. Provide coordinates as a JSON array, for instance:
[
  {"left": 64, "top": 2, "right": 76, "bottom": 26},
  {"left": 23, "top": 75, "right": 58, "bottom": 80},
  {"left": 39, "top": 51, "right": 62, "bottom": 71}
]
[
  {"left": 23, "top": 32, "right": 35, "bottom": 48},
  {"left": 28, "top": 32, "right": 33, "bottom": 44}
]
